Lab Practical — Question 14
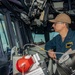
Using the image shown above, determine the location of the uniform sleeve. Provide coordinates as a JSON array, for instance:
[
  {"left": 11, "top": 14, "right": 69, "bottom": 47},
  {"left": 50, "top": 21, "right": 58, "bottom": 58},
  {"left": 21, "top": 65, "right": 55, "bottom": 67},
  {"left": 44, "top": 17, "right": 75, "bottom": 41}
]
[{"left": 45, "top": 37, "right": 56, "bottom": 51}]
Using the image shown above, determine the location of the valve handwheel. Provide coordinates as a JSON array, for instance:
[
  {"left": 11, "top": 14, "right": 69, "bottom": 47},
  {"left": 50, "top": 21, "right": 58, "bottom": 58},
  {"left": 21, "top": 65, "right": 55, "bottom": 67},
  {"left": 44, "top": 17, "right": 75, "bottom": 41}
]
[{"left": 16, "top": 55, "right": 34, "bottom": 73}]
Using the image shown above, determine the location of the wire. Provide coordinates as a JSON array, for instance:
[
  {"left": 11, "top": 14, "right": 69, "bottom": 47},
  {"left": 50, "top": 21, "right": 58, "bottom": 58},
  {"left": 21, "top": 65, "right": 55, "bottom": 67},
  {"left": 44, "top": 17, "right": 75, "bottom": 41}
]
[
  {"left": 29, "top": 49, "right": 47, "bottom": 58},
  {"left": 30, "top": 44, "right": 75, "bottom": 55},
  {"left": 23, "top": 43, "right": 64, "bottom": 55}
]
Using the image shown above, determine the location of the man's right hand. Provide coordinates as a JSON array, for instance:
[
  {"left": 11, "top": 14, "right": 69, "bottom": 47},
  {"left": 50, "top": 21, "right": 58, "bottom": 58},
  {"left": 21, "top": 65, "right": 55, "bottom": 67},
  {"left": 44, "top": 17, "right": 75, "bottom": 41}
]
[{"left": 48, "top": 50, "right": 56, "bottom": 59}]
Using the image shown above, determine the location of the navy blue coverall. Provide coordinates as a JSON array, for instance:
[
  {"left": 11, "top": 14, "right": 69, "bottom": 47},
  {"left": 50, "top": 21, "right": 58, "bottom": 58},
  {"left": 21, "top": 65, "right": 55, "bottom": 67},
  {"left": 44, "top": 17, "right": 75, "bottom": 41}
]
[{"left": 45, "top": 28, "right": 75, "bottom": 59}]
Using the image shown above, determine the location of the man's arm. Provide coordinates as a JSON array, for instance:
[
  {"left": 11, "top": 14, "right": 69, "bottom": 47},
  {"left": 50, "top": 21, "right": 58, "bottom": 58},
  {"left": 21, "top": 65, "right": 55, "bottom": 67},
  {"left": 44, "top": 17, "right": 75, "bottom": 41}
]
[{"left": 45, "top": 37, "right": 56, "bottom": 59}]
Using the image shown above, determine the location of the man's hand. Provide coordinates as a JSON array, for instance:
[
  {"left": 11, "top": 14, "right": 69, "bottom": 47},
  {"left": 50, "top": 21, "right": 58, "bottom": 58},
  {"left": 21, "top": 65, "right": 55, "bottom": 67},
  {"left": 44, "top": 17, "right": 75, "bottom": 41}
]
[{"left": 48, "top": 50, "right": 56, "bottom": 59}]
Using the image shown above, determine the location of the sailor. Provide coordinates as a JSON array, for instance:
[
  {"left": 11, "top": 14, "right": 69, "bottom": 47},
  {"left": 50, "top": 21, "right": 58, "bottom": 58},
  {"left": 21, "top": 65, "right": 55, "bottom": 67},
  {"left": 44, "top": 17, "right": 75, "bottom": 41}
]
[{"left": 45, "top": 13, "right": 75, "bottom": 59}]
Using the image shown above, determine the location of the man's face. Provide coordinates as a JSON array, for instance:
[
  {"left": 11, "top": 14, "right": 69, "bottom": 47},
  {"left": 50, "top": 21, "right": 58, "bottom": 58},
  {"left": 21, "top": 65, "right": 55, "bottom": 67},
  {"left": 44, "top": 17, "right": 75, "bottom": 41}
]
[{"left": 52, "top": 22, "right": 65, "bottom": 32}]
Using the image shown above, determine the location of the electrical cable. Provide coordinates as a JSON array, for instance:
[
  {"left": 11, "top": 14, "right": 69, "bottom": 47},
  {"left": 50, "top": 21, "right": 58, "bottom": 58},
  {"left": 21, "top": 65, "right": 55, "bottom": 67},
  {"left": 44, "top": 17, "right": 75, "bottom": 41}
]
[
  {"left": 23, "top": 43, "right": 64, "bottom": 55},
  {"left": 23, "top": 43, "right": 75, "bottom": 55}
]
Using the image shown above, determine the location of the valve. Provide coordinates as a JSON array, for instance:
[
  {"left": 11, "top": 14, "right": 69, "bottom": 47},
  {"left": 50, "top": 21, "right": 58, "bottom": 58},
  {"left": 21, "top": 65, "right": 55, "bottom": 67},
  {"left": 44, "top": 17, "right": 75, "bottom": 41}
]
[{"left": 16, "top": 55, "right": 34, "bottom": 73}]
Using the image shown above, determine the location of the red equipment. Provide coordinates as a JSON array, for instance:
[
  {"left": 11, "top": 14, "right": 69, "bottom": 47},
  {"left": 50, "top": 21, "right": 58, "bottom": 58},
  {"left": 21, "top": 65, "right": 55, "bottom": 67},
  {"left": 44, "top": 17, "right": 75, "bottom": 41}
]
[{"left": 16, "top": 55, "right": 34, "bottom": 73}]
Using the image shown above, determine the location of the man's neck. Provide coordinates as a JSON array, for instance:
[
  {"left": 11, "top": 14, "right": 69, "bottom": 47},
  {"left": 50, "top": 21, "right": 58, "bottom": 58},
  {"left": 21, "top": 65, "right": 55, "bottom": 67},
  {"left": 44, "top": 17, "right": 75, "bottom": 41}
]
[{"left": 59, "top": 28, "right": 68, "bottom": 41}]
